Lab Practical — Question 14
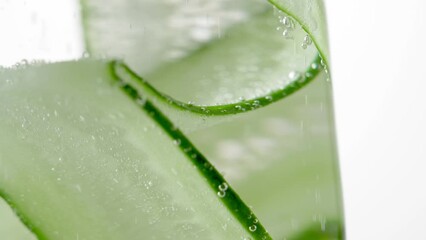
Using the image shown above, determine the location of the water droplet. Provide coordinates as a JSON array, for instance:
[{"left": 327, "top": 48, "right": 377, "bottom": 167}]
[
  {"left": 254, "top": 218, "right": 259, "bottom": 223},
  {"left": 301, "top": 42, "right": 308, "bottom": 49},
  {"left": 217, "top": 191, "right": 226, "bottom": 198},
  {"left": 218, "top": 182, "right": 228, "bottom": 191},
  {"left": 79, "top": 115, "right": 85, "bottom": 122},
  {"left": 187, "top": 101, "right": 194, "bottom": 106},
  {"left": 249, "top": 225, "right": 257, "bottom": 232},
  {"left": 235, "top": 105, "right": 242, "bottom": 110},
  {"left": 311, "top": 63, "right": 319, "bottom": 70}
]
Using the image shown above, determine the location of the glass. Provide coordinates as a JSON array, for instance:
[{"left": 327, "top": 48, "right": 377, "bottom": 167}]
[{"left": 0, "top": 0, "right": 344, "bottom": 239}]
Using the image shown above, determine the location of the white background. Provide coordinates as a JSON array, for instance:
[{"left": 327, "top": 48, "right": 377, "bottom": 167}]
[
  {"left": 1, "top": 0, "right": 426, "bottom": 239},
  {"left": 326, "top": 0, "right": 426, "bottom": 239}
]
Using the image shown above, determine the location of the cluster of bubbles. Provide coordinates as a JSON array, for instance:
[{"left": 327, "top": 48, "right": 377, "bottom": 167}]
[
  {"left": 217, "top": 182, "right": 228, "bottom": 198},
  {"left": 276, "top": 15, "right": 295, "bottom": 39},
  {"left": 301, "top": 35, "right": 313, "bottom": 49}
]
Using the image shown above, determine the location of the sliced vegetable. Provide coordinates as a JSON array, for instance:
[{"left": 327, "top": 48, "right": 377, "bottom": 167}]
[{"left": 0, "top": 61, "right": 270, "bottom": 240}]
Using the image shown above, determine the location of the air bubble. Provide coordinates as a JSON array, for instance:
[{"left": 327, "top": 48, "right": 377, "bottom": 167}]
[
  {"left": 304, "top": 35, "right": 312, "bottom": 45},
  {"left": 218, "top": 182, "right": 228, "bottom": 191},
  {"left": 136, "top": 97, "right": 146, "bottom": 106},
  {"left": 282, "top": 17, "right": 293, "bottom": 28},
  {"left": 249, "top": 225, "right": 257, "bottom": 232},
  {"left": 217, "top": 191, "right": 226, "bottom": 198},
  {"left": 173, "top": 139, "right": 181, "bottom": 146},
  {"left": 289, "top": 71, "right": 301, "bottom": 81},
  {"left": 20, "top": 59, "right": 28, "bottom": 65},
  {"left": 282, "top": 29, "right": 290, "bottom": 38},
  {"left": 82, "top": 51, "right": 90, "bottom": 58}
]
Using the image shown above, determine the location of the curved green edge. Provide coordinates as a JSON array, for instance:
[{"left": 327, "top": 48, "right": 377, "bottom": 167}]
[
  {"left": 79, "top": 0, "right": 93, "bottom": 55},
  {"left": 3, "top": 1, "right": 333, "bottom": 239},
  {"left": 113, "top": 54, "right": 323, "bottom": 117},
  {"left": 0, "top": 190, "right": 47, "bottom": 240},
  {"left": 268, "top": 0, "right": 330, "bottom": 66},
  {"left": 80, "top": 0, "right": 330, "bottom": 115},
  {"left": 0, "top": 58, "right": 332, "bottom": 240},
  {"left": 109, "top": 62, "right": 273, "bottom": 240}
]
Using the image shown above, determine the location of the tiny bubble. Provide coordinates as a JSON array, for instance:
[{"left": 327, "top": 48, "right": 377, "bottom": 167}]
[
  {"left": 218, "top": 183, "right": 228, "bottom": 191},
  {"left": 304, "top": 35, "right": 312, "bottom": 45},
  {"left": 249, "top": 225, "right": 257, "bottom": 232},
  {"left": 173, "top": 139, "right": 181, "bottom": 146},
  {"left": 289, "top": 71, "right": 301, "bottom": 81},
  {"left": 82, "top": 51, "right": 90, "bottom": 58},
  {"left": 217, "top": 191, "right": 226, "bottom": 198}
]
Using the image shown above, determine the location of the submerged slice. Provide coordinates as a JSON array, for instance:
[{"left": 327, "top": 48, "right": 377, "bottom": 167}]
[
  {"left": 189, "top": 71, "right": 344, "bottom": 238},
  {"left": 81, "top": 0, "right": 268, "bottom": 74},
  {"left": 82, "top": 0, "right": 322, "bottom": 113},
  {"left": 0, "top": 198, "right": 36, "bottom": 240},
  {"left": 0, "top": 61, "right": 270, "bottom": 240}
]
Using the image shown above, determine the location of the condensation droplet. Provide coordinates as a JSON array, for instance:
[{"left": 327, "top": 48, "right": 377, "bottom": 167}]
[{"left": 249, "top": 225, "right": 257, "bottom": 232}]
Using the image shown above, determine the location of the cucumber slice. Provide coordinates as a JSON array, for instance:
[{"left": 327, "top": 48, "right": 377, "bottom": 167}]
[
  {"left": 0, "top": 198, "right": 36, "bottom": 240},
  {"left": 0, "top": 61, "right": 270, "bottom": 240},
  {"left": 81, "top": 0, "right": 268, "bottom": 74}
]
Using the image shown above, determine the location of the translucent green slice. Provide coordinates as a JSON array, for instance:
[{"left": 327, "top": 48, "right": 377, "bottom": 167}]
[
  {"left": 82, "top": 0, "right": 324, "bottom": 114},
  {"left": 268, "top": 0, "right": 330, "bottom": 63},
  {"left": 0, "top": 61, "right": 270, "bottom": 240},
  {"left": 189, "top": 71, "right": 344, "bottom": 239},
  {"left": 81, "top": 0, "right": 268, "bottom": 74},
  {"left": 0, "top": 198, "right": 36, "bottom": 240}
]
